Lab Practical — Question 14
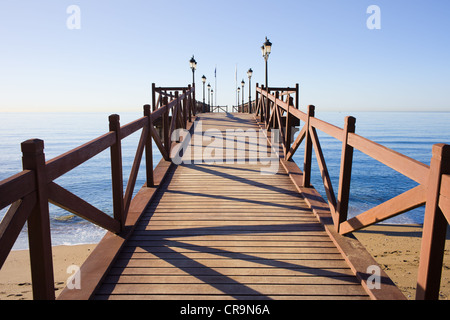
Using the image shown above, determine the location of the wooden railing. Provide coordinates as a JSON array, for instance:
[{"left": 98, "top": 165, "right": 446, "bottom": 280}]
[
  {"left": 253, "top": 84, "right": 449, "bottom": 300},
  {"left": 0, "top": 84, "right": 196, "bottom": 300},
  {"left": 235, "top": 100, "right": 255, "bottom": 113}
]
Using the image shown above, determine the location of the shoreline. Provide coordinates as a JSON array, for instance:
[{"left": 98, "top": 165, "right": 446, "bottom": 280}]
[{"left": 1, "top": 224, "right": 449, "bottom": 300}]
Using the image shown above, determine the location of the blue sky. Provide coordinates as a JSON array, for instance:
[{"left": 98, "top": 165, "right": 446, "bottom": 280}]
[{"left": 0, "top": 0, "right": 449, "bottom": 112}]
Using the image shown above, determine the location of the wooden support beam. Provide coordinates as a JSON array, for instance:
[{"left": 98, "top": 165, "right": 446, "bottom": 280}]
[
  {"left": 109, "top": 115, "right": 125, "bottom": 229},
  {"left": 48, "top": 182, "right": 120, "bottom": 234},
  {"left": 309, "top": 126, "right": 337, "bottom": 216},
  {"left": 303, "top": 105, "right": 315, "bottom": 187},
  {"left": 286, "top": 125, "right": 306, "bottom": 162},
  {"left": 151, "top": 83, "right": 156, "bottom": 112},
  {"left": 0, "top": 170, "right": 36, "bottom": 211},
  {"left": 335, "top": 116, "right": 356, "bottom": 231},
  {"left": 144, "top": 105, "right": 154, "bottom": 187},
  {"left": 149, "top": 122, "right": 170, "bottom": 161},
  {"left": 0, "top": 193, "right": 36, "bottom": 270},
  {"left": 339, "top": 185, "right": 426, "bottom": 235},
  {"left": 416, "top": 144, "right": 450, "bottom": 300},
  {"left": 163, "top": 97, "right": 170, "bottom": 157},
  {"left": 285, "top": 96, "right": 293, "bottom": 158},
  {"left": 123, "top": 125, "right": 148, "bottom": 216},
  {"left": 21, "top": 139, "right": 55, "bottom": 300}
]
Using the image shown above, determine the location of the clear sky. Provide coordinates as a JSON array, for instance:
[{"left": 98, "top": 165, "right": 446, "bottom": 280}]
[{"left": 0, "top": 0, "right": 449, "bottom": 113}]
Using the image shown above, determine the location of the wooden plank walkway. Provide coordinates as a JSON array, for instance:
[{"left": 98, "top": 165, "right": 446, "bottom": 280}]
[{"left": 92, "top": 113, "right": 372, "bottom": 300}]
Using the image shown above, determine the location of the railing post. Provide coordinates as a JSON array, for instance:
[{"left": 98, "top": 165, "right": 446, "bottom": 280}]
[
  {"left": 285, "top": 96, "right": 294, "bottom": 158},
  {"left": 266, "top": 88, "right": 271, "bottom": 129},
  {"left": 303, "top": 105, "right": 315, "bottom": 188},
  {"left": 109, "top": 114, "right": 125, "bottom": 228},
  {"left": 21, "top": 139, "right": 55, "bottom": 300},
  {"left": 275, "top": 92, "right": 280, "bottom": 130},
  {"left": 192, "top": 83, "right": 196, "bottom": 115},
  {"left": 336, "top": 116, "right": 356, "bottom": 231},
  {"left": 261, "top": 85, "right": 267, "bottom": 127},
  {"left": 163, "top": 96, "right": 170, "bottom": 157},
  {"left": 182, "top": 89, "right": 187, "bottom": 128},
  {"left": 416, "top": 144, "right": 450, "bottom": 300},
  {"left": 187, "top": 85, "right": 192, "bottom": 121},
  {"left": 152, "top": 83, "right": 156, "bottom": 112},
  {"left": 256, "top": 83, "right": 262, "bottom": 122},
  {"left": 143, "top": 105, "right": 154, "bottom": 187},
  {"left": 174, "top": 91, "right": 180, "bottom": 132}
]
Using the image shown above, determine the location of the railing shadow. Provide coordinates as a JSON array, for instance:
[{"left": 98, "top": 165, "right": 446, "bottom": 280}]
[{"left": 106, "top": 222, "right": 375, "bottom": 299}]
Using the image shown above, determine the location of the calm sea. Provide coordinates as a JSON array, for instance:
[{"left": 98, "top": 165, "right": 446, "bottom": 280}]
[{"left": 1, "top": 111, "right": 449, "bottom": 250}]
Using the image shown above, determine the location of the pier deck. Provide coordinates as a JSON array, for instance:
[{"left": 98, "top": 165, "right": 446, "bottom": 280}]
[{"left": 90, "top": 114, "right": 377, "bottom": 300}]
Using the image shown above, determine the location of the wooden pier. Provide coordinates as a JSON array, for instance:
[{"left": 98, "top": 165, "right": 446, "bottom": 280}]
[
  {"left": 0, "top": 83, "right": 449, "bottom": 300},
  {"left": 92, "top": 113, "right": 372, "bottom": 300}
]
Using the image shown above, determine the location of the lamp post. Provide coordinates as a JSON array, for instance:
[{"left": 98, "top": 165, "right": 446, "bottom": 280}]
[
  {"left": 237, "top": 87, "right": 240, "bottom": 112},
  {"left": 261, "top": 37, "right": 272, "bottom": 89},
  {"left": 190, "top": 56, "right": 197, "bottom": 111},
  {"left": 211, "top": 89, "right": 214, "bottom": 112},
  {"left": 202, "top": 75, "right": 206, "bottom": 113},
  {"left": 189, "top": 55, "right": 197, "bottom": 85},
  {"left": 247, "top": 68, "right": 253, "bottom": 113},
  {"left": 207, "top": 83, "right": 211, "bottom": 112},
  {"left": 241, "top": 79, "right": 245, "bottom": 112}
]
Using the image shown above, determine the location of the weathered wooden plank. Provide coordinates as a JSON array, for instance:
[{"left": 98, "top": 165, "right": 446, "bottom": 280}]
[
  {"left": 146, "top": 204, "right": 308, "bottom": 210},
  {"left": 117, "top": 251, "right": 345, "bottom": 261},
  {"left": 96, "top": 294, "right": 369, "bottom": 300},
  {"left": 127, "top": 235, "right": 333, "bottom": 242},
  {"left": 96, "top": 282, "right": 366, "bottom": 296},
  {"left": 151, "top": 197, "right": 306, "bottom": 204},
  {"left": 142, "top": 210, "right": 314, "bottom": 216},
  {"left": 108, "top": 266, "right": 354, "bottom": 277},
  {"left": 120, "top": 245, "right": 341, "bottom": 254},
  {"left": 143, "top": 209, "right": 315, "bottom": 215},
  {"left": 125, "top": 240, "right": 337, "bottom": 248},
  {"left": 103, "top": 274, "right": 361, "bottom": 285},
  {"left": 138, "top": 216, "right": 320, "bottom": 221},
  {"left": 136, "top": 218, "right": 320, "bottom": 224}
]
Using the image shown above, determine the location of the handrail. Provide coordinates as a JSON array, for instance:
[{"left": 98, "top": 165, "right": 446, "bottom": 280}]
[
  {"left": 0, "top": 84, "right": 196, "bottom": 300},
  {"left": 252, "top": 84, "right": 449, "bottom": 300},
  {"left": 0, "top": 170, "right": 36, "bottom": 211},
  {"left": 347, "top": 132, "right": 430, "bottom": 185}
]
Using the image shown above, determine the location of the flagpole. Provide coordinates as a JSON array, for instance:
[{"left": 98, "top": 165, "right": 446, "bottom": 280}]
[
  {"left": 215, "top": 65, "right": 217, "bottom": 110},
  {"left": 235, "top": 64, "right": 237, "bottom": 113}
]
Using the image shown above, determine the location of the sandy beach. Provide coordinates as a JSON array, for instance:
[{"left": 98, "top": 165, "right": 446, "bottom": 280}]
[
  {"left": 0, "top": 224, "right": 449, "bottom": 300},
  {"left": 0, "top": 244, "right": 96, "bottom": 300},
  {"left": 354, "top": 224, "right": 450, "bottom": 300}
]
